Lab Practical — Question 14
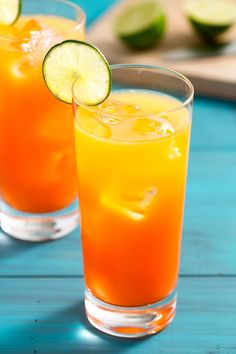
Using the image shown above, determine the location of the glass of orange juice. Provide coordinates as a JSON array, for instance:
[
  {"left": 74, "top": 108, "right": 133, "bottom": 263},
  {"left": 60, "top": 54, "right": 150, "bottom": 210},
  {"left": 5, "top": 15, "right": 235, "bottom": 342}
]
[
  {"left": 0, "top": 0, "right": 85, "bottom": 241},
  {"left": 73, "top": 64, "right": 194, "bottom": 337}
]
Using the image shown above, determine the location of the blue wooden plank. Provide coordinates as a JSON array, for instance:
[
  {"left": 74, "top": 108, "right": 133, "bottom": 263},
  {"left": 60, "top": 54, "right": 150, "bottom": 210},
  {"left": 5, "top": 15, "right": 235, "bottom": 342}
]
[
  {"left": 1, "top": 151, "right": 236, "bottom": 276},
  {"left": 0, "top": 228, "right": 82, "bottom": 276},
  {"left": 0, "top": 278, "right": 236, "bottom": 354},
  {"left": 72, "top": 0, "right": 119, "bottom": 27},
  {"left": 181, "top": 151, "right": 236, "bottom": 274},
  {"left": 191, "top": 98, "right": 236, "bottom": 149}
]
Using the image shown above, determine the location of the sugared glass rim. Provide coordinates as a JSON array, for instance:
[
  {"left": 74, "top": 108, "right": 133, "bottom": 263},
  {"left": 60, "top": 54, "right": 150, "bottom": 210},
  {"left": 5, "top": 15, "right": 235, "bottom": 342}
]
[
  {"left": 73, "top": 64, "right": 194, "bottom": 118},
  {"left": 0, "top": 0, "right": 85, "bottom": 41}
]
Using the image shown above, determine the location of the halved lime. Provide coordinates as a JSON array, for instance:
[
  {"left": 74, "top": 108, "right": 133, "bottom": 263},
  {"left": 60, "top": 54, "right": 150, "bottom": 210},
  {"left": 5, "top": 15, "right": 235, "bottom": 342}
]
[
  {"left": 184, "top": 0, "right": 236, "bottom": 41},
  {"left": 0, "top": 0, "right": 21, "bottom": 26},
  {"left": 42, "top": 40, "right": 111, "bottom": 105},
  {"left": 115, "top": 1, "right": 166, "bottom": 49}
]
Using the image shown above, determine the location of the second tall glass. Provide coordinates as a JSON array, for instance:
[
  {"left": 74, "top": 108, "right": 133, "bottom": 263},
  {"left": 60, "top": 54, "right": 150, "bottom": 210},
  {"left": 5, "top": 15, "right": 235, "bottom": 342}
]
[
  {"left": 73, "top": 64, "right": 193, "bottom": 337},
  {"left": 0, "top": 0, "right": 85, "bottom": 241}
]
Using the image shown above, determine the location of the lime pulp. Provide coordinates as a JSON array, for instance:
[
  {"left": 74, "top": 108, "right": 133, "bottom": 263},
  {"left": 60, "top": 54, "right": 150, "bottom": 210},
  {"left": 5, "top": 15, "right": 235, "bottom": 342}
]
[
  {"left": 42, "top": 40, "right": 111, "bottom": 105},
  {"left": 0, "top": 0, "right": 21, "bottom": 26}
]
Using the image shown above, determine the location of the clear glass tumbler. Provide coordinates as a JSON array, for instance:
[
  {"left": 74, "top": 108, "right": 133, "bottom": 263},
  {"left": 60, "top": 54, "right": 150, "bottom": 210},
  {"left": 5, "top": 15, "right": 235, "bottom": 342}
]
[
  {"left": 73, "top": 64, "right": 194, "bottom": 337},
  {"left": 0, "top": 0, "right": 85, "bottom": 241}
]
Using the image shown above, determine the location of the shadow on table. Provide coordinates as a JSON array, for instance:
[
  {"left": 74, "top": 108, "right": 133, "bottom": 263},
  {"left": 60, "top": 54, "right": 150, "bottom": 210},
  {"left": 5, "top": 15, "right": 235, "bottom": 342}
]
[
  {"left": 1, "top": 300, "right": 152, "bottom": 354},
  {"left": 0, "top": 230, "right": 37, "bottom": 259},
  {"left": 0, "top": 228, "right": 80, "bottom": 263}
]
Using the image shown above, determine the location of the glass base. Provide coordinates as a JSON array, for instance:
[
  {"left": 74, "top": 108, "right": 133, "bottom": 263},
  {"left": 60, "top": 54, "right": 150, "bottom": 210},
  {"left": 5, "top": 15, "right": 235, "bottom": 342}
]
[
  {"left": 85, "top": 288, "right": 177, "bottom": 338},
  {"left": 0, "top": 199, "right": 79, "bottom": 242}
]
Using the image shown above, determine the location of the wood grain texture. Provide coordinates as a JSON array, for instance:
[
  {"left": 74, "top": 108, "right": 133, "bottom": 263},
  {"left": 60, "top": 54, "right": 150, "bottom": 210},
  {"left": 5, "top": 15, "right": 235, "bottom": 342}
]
[
  {"left": 0, "top": 229, "right": 82, "bottom": 276},
  {"left": 0, "top": 278, "right": 236, "bottom": 354},
  {"left": 87, "top": 0, "right": 236, "bottom": 100},
  {"left": 190, "top": 98, "right": 236, "bottom": 149},
  {"left": 183, "top": 151, "right": 236, "bottom": 274}
]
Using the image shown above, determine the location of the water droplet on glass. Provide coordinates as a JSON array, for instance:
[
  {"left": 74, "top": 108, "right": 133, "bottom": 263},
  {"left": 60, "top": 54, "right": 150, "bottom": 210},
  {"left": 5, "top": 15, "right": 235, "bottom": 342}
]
[{"left": 168, "top": 143, "right": 182, "bottom": 160}]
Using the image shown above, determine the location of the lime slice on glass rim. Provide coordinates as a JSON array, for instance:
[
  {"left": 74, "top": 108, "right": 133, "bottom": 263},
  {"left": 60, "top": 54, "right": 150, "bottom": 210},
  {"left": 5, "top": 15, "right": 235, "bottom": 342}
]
[
  {"left": 42, "top": 40, "right": 111, "bottom": 105},
  {"left": 0, "top": 0, "right": 21, "bottom": 26},
  {"left": 184, "top": 0, "right": 236, "bottom": 41},
  {"left": 115, "top": 1, "right": 166, "bottom": 49}
]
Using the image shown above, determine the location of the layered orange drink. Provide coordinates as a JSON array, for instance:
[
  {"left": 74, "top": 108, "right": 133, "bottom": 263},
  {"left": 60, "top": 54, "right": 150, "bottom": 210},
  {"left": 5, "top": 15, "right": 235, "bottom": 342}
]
[
  {"left": 74, "top": 90, "right": 191, "bottom": 307},
  {"left": 0, "top": 14, "right": 84, "bottom": 212}
]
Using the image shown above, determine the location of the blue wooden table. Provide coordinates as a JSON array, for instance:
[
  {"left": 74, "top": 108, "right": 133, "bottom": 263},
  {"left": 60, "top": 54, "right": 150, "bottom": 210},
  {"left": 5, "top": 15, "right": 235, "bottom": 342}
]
[{"left": 1, "top": 1, "right": 236, "bottom": 353}]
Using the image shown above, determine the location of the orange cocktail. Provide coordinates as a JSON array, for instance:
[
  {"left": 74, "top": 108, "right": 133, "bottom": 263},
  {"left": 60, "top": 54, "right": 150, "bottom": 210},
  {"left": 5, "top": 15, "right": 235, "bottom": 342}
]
[
  {"left": 0, "top": 0, "right": 85, "bottom": 241},
  {"left": 75, "top": 91, "right": 190, "bottom": 305},
  {"left": 73, "top": 64, "right": 193, "bottom": 337}
]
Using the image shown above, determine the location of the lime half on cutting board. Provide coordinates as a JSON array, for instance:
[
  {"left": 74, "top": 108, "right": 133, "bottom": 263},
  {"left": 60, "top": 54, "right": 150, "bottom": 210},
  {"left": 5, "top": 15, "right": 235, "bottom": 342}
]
[
  {"left": 184, "top": 0, "right": 236, "bottom": 41},
  {"left": 115, "top": 1, "right": 166, "bottom": 49},
  {"left": 42, "top": 40, "right": 111, "bottom": 105},
  {"left": 0, "top": 0, "right": 21, "bottom": 26}
]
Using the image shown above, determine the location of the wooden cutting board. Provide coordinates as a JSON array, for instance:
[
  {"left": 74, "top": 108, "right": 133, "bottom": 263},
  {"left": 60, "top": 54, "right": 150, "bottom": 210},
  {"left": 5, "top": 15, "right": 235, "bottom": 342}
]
[{"left": 88, "top": 0, "right": 236, "bottom": 100}]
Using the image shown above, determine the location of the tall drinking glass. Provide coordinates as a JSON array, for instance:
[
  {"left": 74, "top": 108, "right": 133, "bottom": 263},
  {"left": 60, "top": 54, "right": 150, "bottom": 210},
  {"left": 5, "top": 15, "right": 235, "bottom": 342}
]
[
  {"left": 0, "top": 0, "right": 85, "bottom": 241},
  {"left": 73, "top": 64, "right": 194, "bottom": 337}
]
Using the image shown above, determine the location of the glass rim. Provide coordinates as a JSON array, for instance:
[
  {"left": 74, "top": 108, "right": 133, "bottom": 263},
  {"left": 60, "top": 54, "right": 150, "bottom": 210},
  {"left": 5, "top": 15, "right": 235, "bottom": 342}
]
[
  {"left": 0, "top": 0, "right": 86, "bottom": 41},
  {"left": 73, "top": 64, "right": 194, "bottom": 118}
]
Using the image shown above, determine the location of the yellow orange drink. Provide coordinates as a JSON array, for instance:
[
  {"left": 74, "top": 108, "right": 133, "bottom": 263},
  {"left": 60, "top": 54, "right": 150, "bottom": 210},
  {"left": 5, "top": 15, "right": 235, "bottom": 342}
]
[{"left": 73, "top": 64, "right": 193, "bottom": 337}]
